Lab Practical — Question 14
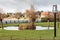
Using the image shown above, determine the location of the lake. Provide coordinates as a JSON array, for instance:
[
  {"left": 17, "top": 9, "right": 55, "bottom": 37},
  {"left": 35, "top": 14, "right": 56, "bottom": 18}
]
[{"left": 4, "top": 26, "right": 54, "bottom": 30}]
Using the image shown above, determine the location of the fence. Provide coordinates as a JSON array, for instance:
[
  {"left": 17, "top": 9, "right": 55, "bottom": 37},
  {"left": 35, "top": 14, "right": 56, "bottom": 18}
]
[{"left": 0, "top": 36, "right": 60, "bottom": 40}]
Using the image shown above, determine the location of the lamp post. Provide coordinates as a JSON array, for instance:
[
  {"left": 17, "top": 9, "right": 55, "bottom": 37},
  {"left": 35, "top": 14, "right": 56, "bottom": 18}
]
[{"left": 53, "top": 5, "right": 58, "bottom": 39}]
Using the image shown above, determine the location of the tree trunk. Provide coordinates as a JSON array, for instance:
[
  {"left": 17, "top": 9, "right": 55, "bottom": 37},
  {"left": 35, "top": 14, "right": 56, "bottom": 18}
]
[
  {"left": 30, "top": 21, "right": 34, "bottom": 25},
  {"left": 58, "top": 15, "right": 59, "bottom": 28},
  {"left": 1, "top": 20, "right": 3, "bottom": 30},
  {"left": 48, "top": 20, "right": 50, "bottom": 30},
  {"left": 30, "top": 21, "right": 36, "bottom": 29}
]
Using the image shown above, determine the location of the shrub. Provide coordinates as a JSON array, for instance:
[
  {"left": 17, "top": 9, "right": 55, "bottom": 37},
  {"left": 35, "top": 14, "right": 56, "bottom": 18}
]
[
  {"left": 41, "top": 18, "right": 47, "bottom": 22},
  {"left": 19, "top": 23, "right": 36, "bottom": 30},
  {"left": 41, "top": 17, "right": 59, "bottom": 22}
]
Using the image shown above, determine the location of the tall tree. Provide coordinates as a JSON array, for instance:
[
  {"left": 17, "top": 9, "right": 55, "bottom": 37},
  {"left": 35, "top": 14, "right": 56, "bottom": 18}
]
[
  {"left": 28, "top": 11, "right": 37, "bottom": 27},
  {"left": 0, "top": 8, "right": 6, "bottom": 30},
  {"left": 0, "top": 13, "right": 3, "bottom": 29},
  {"left": 15, "top": 12, "right": 22, "bottom": 24}
]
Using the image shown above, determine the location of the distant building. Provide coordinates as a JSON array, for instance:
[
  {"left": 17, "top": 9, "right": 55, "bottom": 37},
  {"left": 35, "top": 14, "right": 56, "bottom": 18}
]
[
  {"left": 36, "top": 11, "right": 41, "bottom": 18},
  {"left": 41, "top": 11, "right": 54, "bottom": 18}
]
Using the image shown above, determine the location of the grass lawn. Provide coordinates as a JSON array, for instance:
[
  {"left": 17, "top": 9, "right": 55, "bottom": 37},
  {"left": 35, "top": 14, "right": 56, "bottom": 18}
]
[
  {"left": 0, "top": 22, "right": 60, "bottom": 40},
  {"left": 0, "top": 28, "right": 60, "bottom": 40},
  {"left": 0, "top": 22, "right": 60, "bottom": 27}
]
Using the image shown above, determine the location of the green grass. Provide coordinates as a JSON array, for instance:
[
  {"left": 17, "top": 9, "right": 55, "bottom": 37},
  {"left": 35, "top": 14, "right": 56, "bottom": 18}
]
[
  {"left": 35, "top": 22, "right": 54, "bottom": 26},
  {"left": 0, "top": 22, "right": 60, "bottom": 27},
  {"left": 0, "top": 22, "right": 60, "bottom": 40},
  {"left": 0, "top": 28, "right": 60, "bottom": 40},
  {"left": 0, "top": 30, "right": 54, "bottom": 38},
  {"left": 0, "top": 30, "right": 54, "bottom": 39},
  {"left": 0, "top": 23, "right": 28, "bottom": 27}
]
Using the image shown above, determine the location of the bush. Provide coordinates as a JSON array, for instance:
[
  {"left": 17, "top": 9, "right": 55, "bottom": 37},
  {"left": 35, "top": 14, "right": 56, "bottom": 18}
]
[
  {"left": 41, "top": 17, "right": 59, "bottom": 22},
  {"left": 41, "top": 18, "right": 47, "bottom": 22},
  {"left": 19, "top": 23, "right": 36, "bottom": 30}
]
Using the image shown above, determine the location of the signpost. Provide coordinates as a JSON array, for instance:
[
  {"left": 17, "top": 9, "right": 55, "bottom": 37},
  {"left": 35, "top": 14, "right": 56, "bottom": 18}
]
[{"left": 53, "top": 5, "right": 58, "bottom": 39}]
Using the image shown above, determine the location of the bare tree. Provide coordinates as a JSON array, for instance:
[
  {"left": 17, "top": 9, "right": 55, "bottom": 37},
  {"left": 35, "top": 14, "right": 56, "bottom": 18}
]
[
  {"left": 0, "top": 13, "right": 3, "bottom": 29},
  {"left": 0, "top": 8, "right": 5, "bottom": 30},
  {"left": 15, "top": 12, "right": 22, "bottom": 24},
  {"left": 56, "top": 12, "right": 60, "bottom": 28},
  {"left": 47, "top": 12, "right": 50, "bottom": 29},
  {"left": 28, "top": 11, "right": 37, "bottom": 28}
]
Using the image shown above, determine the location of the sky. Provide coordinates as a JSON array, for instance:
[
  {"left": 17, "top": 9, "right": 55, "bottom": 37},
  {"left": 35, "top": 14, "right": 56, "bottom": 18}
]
[{"left": 0, "top": 0, "right": 60, "bottom": 13}]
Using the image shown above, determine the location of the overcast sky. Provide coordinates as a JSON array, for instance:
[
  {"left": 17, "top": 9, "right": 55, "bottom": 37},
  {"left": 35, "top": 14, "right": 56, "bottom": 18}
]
[{"left": 0, "top": 0, "right": 60, "bottom": 13}]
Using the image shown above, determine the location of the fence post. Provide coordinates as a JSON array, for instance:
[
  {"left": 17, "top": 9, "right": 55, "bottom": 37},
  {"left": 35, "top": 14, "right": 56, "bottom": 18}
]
[
  {"left": 39, "top": 36, "right": 41, "bottom": 40},
  {"left": 54, "top": 37, "right": 56, "bottom": 40},
  {"left": 25, "top": 37, "right": 27, "bottom": 40},
  {"left": 10, "top": 36, "right": 12, "bottom": 40}
]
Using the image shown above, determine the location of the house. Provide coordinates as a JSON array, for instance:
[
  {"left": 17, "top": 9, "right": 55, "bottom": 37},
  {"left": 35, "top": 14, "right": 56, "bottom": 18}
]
[
  {"left": 41, "top": 11, "right": 54, "bottom": 18},
  {"left": 41, "top": 11, "right": 60, "bottom": 18}
]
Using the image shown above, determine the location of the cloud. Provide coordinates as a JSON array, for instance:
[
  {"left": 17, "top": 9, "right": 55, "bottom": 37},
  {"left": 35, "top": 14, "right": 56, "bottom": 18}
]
[
  {"left": 0, "top": 0, "right": 60, "bottom": 13},
  {"left": 31, "top": 0, "right": 60, "bottom": 6}
]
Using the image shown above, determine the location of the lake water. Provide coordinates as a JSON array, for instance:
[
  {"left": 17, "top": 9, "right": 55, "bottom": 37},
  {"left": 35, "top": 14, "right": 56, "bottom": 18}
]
[{"left": 4, "top": 26, "right": 54, "bottom": 30}]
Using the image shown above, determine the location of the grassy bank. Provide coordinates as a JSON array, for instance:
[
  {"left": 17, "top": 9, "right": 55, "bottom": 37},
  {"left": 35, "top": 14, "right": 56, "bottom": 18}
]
[
  {"left": 0, "top": 22, "right": 60, "bottom": 40},
  {"left": 0, "top": 28, "right": 60, "bottom": 40},
  {"left": 0, "top": 22, "right": 60, "bottom": 27}
]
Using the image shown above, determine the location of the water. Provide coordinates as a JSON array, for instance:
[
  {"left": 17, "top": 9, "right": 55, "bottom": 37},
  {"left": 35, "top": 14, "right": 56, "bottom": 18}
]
[{"left": 4, "top": 26, "right": 54, "bottom": 30}]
